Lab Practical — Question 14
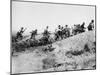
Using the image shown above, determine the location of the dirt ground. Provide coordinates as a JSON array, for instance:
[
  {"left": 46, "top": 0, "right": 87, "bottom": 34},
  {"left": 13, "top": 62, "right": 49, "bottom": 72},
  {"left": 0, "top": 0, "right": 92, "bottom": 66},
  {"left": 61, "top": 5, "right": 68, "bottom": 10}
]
[{"left": 12, "top": 31, "right": 96, "bottom": 74}]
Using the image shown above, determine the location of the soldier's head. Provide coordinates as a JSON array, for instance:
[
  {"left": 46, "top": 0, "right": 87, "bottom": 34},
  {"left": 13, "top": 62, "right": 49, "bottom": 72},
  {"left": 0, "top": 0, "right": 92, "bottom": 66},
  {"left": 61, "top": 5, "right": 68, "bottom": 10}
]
[
  {"left": 46, "top": 26, "right": 49, "bottom": 29},
  {"left": 91, "top": 19, "right": 94, "bottom": 23},
  {"left": 83, "top": 22, "right": 85, "bottom": 24},
  {"left": 65, "top": 25, "right": 68, "bottom": 27},
  {"left": 35, "top": 29, "right": 37, "bottom": 31},
  {"left": 82, "top": 22, "right": 85, "bottom": 26},
  {"left": 58, "top": 25, "right": 61, "bottom": 29},
  {"left": 21, "top": 27, "right": 24, "bottom": 30}
]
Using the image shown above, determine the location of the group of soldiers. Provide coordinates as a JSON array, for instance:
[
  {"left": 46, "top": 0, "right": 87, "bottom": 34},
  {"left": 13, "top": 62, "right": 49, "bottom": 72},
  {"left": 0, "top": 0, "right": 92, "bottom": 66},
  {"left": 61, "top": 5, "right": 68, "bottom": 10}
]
[
  {"left": 15, "top": 19, "right": 94, "bottom": 43},
  {"left": 12, "top": 19, "right": 94, "bottom": 55},
  {"left": 54, "top": 25, "right": 70, "bottom": 40}
]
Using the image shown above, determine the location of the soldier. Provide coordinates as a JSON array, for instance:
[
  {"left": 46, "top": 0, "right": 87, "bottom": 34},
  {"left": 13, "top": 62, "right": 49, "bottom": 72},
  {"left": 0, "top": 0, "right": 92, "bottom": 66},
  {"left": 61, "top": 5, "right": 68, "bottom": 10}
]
[
  {"left": 43, "top": 26, "right": 50, "bottom": 38},
  {"left": 60, "top": 26, "right": 63, "bottom": 30},
  {"left": 61, "top": 26, "right": 65, "bottom": 39},
  {"left": 16, "top": 27, "right": 26, "bottom": 40},
  {"left": 58, "top": 25, "right": 61, "bottom": 31},
  {"left": 64, "top": 25, "right": 70, "bottom": 37},
  {"left": 20, "top": 27, "right": 25, "bottom": 33},
  {"left": 42, "top": 26, "right": 51, "bottom": 44},
  {"left": 81, "top": 22, "right": 85, "bottom": 28},
  {"left": 64, "top": 25, "right": 68, "bottom": 31},
  {"left": 72, "top": 24, "right": 81, "bottom": 35},
  {"left": 58, "top": 25, "right": 63, "bottom": 39},
  {"left": 54, "top": 28, "right": 59, "bottom": 41},
  {"left": 87, "top": 20, "right": 94, "bottom": 31},
  {"left": 30, "top": 30, "right": 34, "bottom": 39},
  {"left": 81, "top": 22, "right": 85, "bottom": 32},
  {"left": 30, "top": 29, "right": 37, "bottom": 40},
  {"left": 55, "top": 25, "right": 63, "bottom": 41}
]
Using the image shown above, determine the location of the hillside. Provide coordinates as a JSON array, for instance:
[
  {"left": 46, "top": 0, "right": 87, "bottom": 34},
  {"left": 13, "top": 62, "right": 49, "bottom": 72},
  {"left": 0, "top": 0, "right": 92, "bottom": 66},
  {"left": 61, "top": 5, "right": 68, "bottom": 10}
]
[
  {"left": 53, "top": 31, "right": 95, "bottom": 54},
  {"left": 12, "top": 31, "right": 96, "bottom": 74}
]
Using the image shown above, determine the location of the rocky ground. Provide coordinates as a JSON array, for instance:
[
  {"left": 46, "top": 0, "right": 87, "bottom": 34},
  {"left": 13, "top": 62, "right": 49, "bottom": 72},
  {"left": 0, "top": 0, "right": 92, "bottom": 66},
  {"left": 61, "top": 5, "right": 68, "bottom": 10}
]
[{"left": 12, "top": 31, "right": 96, "bottom": 74}]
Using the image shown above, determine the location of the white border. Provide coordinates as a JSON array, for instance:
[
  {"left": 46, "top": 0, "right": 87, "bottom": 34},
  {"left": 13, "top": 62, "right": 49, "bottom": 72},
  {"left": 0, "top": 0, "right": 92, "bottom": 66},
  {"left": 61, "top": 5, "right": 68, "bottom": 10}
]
[{"left": 0, "top": 0, "right": 100, "bottom": 75}]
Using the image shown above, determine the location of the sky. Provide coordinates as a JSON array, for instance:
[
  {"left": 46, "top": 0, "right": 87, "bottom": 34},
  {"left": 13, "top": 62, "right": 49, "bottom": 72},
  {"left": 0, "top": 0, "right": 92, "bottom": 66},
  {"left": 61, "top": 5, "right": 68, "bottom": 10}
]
[{"left": 12, "top": 1, "right": 95, "bottom": 35}]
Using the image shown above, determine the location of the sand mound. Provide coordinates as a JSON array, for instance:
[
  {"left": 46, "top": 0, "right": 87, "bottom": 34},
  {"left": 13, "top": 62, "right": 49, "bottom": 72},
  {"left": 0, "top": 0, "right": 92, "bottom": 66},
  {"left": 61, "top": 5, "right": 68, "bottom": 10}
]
[{"left": 12, "top": 31, "right": 96, "bottom": 74}]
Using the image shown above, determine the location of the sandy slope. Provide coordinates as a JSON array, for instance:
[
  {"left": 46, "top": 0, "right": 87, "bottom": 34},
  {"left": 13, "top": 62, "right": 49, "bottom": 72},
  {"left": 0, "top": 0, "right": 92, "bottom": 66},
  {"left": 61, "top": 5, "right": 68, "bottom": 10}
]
[
  {"left": 12, "top": 31, "right": 96, "bottom": 74},
  {"left": 53, "top": 31, "right": 95, "bottom": 52}
]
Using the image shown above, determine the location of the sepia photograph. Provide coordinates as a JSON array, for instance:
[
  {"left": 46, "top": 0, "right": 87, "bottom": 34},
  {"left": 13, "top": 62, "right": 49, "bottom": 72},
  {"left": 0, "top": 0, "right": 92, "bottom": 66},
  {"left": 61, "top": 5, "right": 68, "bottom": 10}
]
[{"left": 11, "top": 0, "right": 96, "bottom": 74}]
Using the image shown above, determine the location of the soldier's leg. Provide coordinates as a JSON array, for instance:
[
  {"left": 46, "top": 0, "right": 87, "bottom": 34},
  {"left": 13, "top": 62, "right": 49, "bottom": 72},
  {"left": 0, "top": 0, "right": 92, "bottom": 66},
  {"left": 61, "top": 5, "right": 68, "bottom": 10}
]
[
  {"left": 30, "top": 34, "right": 33, "bottom": 39},
  {"left": 68, "top": 31, "right": 70, "bottom": 37}
]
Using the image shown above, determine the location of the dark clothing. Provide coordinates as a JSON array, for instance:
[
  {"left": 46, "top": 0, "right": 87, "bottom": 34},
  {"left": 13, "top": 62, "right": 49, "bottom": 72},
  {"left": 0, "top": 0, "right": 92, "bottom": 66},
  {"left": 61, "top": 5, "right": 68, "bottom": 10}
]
[
  {"left": 88, "top": 25, "right": 92, "bottom": 31},
  {"left": 30, "top": 30, "right": 37, "bottom": 40},
  {"left": 16, "top": 28, "right": 26, "bottom": 40},
  {"left": 43, "top": 29, "right": 50, "bottom": 38}
]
